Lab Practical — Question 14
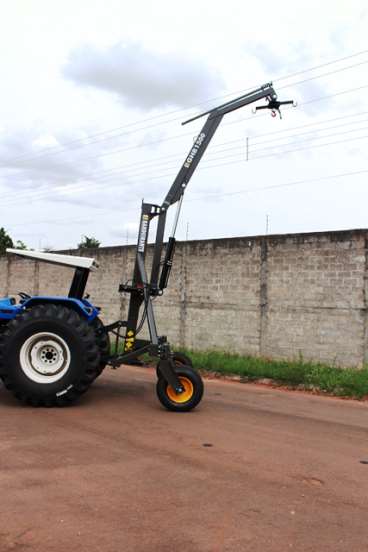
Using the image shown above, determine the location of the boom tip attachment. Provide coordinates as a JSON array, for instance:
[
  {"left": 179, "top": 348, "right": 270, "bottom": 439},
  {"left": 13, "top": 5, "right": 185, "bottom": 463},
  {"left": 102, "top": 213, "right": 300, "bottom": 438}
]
[{"left": 253, "top": 98, "right": 297, "bottom": 119}]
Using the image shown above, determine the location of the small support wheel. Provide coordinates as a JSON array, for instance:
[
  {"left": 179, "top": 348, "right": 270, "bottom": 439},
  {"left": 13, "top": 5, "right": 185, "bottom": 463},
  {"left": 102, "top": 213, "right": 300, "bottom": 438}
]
[
  {"left": 155, "top": 351, "right": 193, "bottom": 377},
  {"left": 156, "top": 365, "right": 203, "bottom": 412},
  {"left": 171, "top": 351, "right": 193, "bottom": 367}
]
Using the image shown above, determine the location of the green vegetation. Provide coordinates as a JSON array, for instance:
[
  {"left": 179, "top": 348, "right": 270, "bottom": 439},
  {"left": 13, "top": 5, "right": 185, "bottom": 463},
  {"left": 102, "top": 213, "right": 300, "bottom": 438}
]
[
  {"left": 14, "top": 239, "right": 28, "bottom": 250},
  {"left": 78, "top": 236, "right": 101, "bottom": 249},
  {"left": 112, "top": 343, "right": 368, "bottom": 399},
  {"left": 184, "top": 350, "right": 368, "bottom": 399},
  {"left": 0, "top": 228, "right": 28, "bottom": 255},
  {"left": 0, "top": 227, "right": 14, "bottom": 255}
]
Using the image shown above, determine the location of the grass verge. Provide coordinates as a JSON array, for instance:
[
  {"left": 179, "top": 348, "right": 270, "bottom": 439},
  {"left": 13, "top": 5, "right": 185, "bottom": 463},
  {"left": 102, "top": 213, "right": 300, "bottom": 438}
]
[{"left": 183, "top": 350, "right": 368, "bottom": 399}]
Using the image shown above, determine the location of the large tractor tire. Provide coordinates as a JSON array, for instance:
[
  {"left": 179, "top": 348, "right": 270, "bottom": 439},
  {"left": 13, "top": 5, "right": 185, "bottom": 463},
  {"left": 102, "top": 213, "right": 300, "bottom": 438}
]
[
  {"left": 91, "top": 317, "right": 110, "bottom": 378},
  {"left": 0, "top": 304, "right": 100, "bottom": 406}
]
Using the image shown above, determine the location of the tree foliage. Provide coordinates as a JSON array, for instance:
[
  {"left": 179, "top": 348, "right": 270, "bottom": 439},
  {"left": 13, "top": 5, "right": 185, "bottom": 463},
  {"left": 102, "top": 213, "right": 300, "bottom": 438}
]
[
  {"left": 0, "top": 227, "right": 13, "bottom": 255},
  {"left": 15, "top": 240, "right": 28, "bottom": 250},
  {"left": 78, "top": 236, "right": 101, "bottom": 249}
]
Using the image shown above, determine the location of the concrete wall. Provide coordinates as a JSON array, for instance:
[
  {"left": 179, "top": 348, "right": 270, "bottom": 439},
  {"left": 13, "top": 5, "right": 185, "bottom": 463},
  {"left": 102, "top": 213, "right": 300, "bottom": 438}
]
[{"left": 1, "top": 228, "right": 367, "bottom": 367}]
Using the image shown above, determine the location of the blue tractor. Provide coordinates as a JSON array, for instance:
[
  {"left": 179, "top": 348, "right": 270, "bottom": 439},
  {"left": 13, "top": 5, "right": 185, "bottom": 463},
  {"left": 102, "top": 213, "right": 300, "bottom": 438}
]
[
  {"left": 0, "top": 250, "right": 114, "bottom": 404},
  {"left": 0, "top": 83, "right": 294, "bottom": 410}
]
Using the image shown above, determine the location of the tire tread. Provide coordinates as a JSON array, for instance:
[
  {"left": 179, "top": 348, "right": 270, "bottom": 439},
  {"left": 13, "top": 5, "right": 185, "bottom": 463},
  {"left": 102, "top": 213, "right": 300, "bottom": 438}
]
[{"left": 0, "top": 304, "right": 100, "bottom": 407}]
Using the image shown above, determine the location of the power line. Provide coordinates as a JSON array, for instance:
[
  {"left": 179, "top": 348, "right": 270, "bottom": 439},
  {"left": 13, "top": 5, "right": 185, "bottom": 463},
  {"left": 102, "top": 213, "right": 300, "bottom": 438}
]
[
  {"left": 3, "top": 50, "right": 368, "bottom": 167},
  {"left": 75, "top": 123, "right": 368, "bottom": 180},
  {"left": 271, "top": 49, "right": 368, "bottom": 84},
  {"left": 1, "top": 83, "right": 368, "bottom": 208},
  {"left": 88, "top": 109, "right": 368, "bottom": 173},
  {"left": 188, "top": 168, "right": 368, "bottom": 201},
  {"left": 249, "top": 111, "right": 368, "bottom": 143},
  {"left": 2, "top": 129, "right": 368, "bottom": 212},
  {"left": 28, "top": 109, "right": 366, "bottom": 179},
  {"left": 276, "top": 59, "right": 368, "bottom": 91},
  {"left": 98, "top": 108, "right": 368, "bottom": 173},
  {"left": 7, "top": 167, "right": 368, "bottom": 232},
  {"left": 10, "top": 60, "right": 368, "bottom": 169},
  {"left": 6, "top": 111, "right": 189, "bottom": 165},
  {"left": 249, "top": 123, "right": 368, "bottom": 154},
  {"left": 79, "top": 83, "right": 368, "bottom": 162},
  {"left": 179, "top": 133, "right": 368, "bottom": 173},
  {"left": 9, "top": 216, "right": 93, "bottom": 228},
  {"left": 251, "top": 133, "right": 368, "bottom": 160},
  {"left": 127, "top": 132, "right": 368, "bottom": 179},
  {"left": 2, "top": 109, "right": 368, "bottom": 208},
  {"left": 53, "top": 118, "right": 368, "bottom": 179}
]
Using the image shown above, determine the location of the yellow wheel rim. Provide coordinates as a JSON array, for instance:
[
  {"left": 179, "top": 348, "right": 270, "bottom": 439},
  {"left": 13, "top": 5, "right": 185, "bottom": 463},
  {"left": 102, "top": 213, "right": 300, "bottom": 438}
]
[{"left": 166, "top": 377, "right": 194, "bottom": 404}]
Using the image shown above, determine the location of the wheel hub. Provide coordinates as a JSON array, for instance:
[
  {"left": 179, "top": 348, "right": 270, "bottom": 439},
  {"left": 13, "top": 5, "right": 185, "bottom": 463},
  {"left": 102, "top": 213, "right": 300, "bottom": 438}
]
[
  {"left": 20, "top": 332, "right": 71, "bottom": 384},
  {"left": 166, "top": 376, "right": 194, "bottom": 403},
  {"left": 31, "top": 340, "right": 65, "bottom": 374}
]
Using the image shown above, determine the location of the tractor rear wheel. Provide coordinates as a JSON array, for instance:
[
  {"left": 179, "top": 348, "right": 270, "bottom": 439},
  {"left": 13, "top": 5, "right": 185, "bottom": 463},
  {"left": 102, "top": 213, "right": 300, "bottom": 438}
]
[
  {"left": 92, "top": 317, "right": 110, "bottom": 378},
  {"left": 0, "top": 304, "right": 100, "bottom": 406}
]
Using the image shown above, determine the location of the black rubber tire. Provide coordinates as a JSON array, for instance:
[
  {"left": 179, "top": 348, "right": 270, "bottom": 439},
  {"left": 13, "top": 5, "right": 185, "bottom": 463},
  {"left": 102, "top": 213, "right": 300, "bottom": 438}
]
[
  {"left": 0, "top": 304, "right": 100, "bottom": 406},
  {"left": 156, "top": 364, "right": 204, "bottom": 412},
  {"left": 172, "top": 351, "right": 193, "bottom": 367},
  {"left": 156, "top": 351, "right": 193, "bottom": 378},
  {"left": 91, "top": 317, "right": 110, "bottom": 378}
]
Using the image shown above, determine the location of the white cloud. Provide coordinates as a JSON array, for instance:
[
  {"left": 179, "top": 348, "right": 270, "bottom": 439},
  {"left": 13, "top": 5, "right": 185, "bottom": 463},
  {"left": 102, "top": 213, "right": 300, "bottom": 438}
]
[
  {"left": 0, "top": 0, "right": 367, "bottom": 248},
  {"left": 63, "top": 42, "right": 225, "bottom": 110}
]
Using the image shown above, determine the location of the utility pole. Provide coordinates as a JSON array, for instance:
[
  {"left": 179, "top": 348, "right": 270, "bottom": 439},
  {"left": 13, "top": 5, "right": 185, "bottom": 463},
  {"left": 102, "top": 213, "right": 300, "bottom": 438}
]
[{"left": 266, "top": 214, "right": 270, "bottom": 235}]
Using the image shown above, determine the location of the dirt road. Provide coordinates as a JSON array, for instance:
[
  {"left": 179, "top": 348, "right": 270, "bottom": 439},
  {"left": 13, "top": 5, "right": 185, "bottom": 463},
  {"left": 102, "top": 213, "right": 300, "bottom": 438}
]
[{"left": 0, "top": 366, "right": 367, "bottom": 551}]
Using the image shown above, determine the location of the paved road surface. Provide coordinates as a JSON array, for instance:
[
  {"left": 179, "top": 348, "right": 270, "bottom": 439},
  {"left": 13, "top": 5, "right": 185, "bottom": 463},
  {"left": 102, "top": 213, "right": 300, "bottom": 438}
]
[{"left": 0, "top": 366, "right": 367, "bottom": 551}]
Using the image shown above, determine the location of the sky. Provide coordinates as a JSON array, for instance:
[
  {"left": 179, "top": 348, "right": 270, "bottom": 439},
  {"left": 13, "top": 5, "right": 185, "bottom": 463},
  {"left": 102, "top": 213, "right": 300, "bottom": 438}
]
[{"left": 0, "top": 0, "right": 368, "bottom": 250}]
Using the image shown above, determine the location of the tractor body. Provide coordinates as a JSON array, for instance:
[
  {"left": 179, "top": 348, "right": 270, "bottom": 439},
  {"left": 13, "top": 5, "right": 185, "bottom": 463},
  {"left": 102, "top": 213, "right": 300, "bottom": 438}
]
[{"left": 0, "top": 296, "right": 99, "bottom": 322}]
